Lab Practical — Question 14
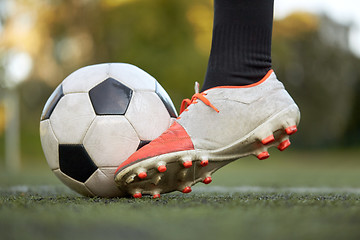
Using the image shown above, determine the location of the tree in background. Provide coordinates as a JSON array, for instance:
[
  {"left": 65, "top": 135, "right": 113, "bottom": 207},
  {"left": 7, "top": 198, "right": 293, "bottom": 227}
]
[{"left": 0, "top": 0, "right": 359, "bottom": 164}]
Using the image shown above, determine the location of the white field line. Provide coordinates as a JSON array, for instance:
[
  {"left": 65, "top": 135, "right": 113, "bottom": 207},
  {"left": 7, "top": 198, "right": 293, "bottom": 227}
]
[
  {"left": 1, "top": 185, "right": 360, "bottom": 194},
  {"left": 193, "top": 186, "right": 360, "bottom": 194}
]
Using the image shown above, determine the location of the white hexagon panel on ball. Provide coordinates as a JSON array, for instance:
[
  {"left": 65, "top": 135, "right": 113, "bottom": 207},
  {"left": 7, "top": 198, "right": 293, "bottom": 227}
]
[
  {"left": 126, "top": 91, "right": 171, "bottom": 141},
  {"left": 50, "top": 93, "right": 96, "bottom": 144},
  {"left": 83, "top": 116, "right": 140, "bottom": 168}
]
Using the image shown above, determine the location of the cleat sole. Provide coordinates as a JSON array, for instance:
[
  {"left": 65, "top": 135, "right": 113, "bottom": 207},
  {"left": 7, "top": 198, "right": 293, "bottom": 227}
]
[{"left": 115, "top": 104, "right": 300, "bottom": 198}]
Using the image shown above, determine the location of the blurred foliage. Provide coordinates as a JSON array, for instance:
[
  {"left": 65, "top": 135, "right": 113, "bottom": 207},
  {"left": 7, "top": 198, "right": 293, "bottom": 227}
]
[{"left": 0, "top": 0, "right": 359, "bottom": 164}]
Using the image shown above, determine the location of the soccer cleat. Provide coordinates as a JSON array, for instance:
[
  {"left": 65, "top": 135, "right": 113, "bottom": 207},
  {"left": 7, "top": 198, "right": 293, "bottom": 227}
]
[{"left": 114, "top": 70, "right": 300, "bottom": 198}]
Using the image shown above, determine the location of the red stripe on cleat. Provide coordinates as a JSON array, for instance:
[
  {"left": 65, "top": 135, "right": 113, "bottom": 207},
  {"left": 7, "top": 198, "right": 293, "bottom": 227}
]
[
  {"left": 257, "top": 151, "right": 270, "bottom": 160},
  {"left": 200, "top": 159, "right": 209, "bottom": 167},
  {"left": 285, "top": 125, "right": 297, "bottom": 135},
  {"left": 133, "top": 193, "right": 142, "bottom": 198},
  {"left": 182, "top": 186, "right": 192, "bottom": 193},
  {"left": 278, "top": 139, "right": 291, "bottom": 151},
  {"left": 157, "top": 165, "right": 167, "bottom": 173},
  {"left": 261, "top": 135, "right": 275, "bottom": 145},
  {"left": 203, "top": 177, "right": 212, "bottom": 185},
  {"left": 183, "top": 161, "right": 192, "bottom": 168},
  {"left": 138, "top": 172, "right": 147, "bottom": 179},
  {"left": 153, "top": 194, "right": 161, "bottom": 199}
]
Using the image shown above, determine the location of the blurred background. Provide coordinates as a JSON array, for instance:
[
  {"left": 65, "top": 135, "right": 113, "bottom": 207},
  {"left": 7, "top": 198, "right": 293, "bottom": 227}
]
[{"left": 0, "top": 0, "right": 359, "bottom": 172}]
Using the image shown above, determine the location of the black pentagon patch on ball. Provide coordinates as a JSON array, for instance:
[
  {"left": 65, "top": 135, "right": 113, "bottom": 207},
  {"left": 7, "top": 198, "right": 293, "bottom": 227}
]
[
  {"left": 89, "top": 78, "right": 133, "bottom": 115},
  {"left": 137, "top": 140, "right": 151, "bottom": 150},
  {"left": 40, "top": 84, "right": 64, "bottom": 121},
  {"left": 59, "top": 144, "right": 98, "bottom": 183},
  {"left": 155, "top": 82, "right": 178, "bottom": 118}
]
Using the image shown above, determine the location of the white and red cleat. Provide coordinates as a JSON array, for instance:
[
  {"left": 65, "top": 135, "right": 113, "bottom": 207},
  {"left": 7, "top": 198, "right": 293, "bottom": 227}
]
[{"left": 114, "top": 70, "right": 300, "bottom": 198}]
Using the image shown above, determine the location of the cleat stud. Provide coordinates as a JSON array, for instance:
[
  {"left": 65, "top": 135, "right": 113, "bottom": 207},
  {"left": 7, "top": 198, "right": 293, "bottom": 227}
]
[
  {"left": 278, "top": 139, "right": 291, "bottom": 151},
  {"left": 261, "top": 135, "right": 275, "bottom": 145},
  {"left": 125, "top": 174, "right": 136, "bottom": 184},
  {"left": 152, "top": 175, "right": 162, "bottom": 186},
  {"left": 200, "top": 159, "right": 209, "bottom": 167},
  {"left": 138, "top": 171, "right": 147, "bottom": 179},
  {"left": 203, "top": 177, "right": 212, "bottom": 185},
  {"left": 182, "top": 186, "right": 192, "bottom": 194},
  {"left": 183, "top": 161, "right": 192, "bottom": 168},
  {"left": 285, "top": 125, "right": 297, "bottom": 135},
  {"left": 257, "top": 151, "right": 270, "bottom": 160},
  {"left": 153, "top": 194, "right": 161, "bottom": 199},
  {"left": 157, "top": 165, "right": 167, "bottom": 173},
  {"left": 133, "top": 193, "right": 142, "bottom": 198}
]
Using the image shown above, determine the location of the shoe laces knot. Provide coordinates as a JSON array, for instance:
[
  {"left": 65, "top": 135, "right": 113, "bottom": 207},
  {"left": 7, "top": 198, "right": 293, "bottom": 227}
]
[{"left": 180, "top": 82, "right": 219, "bottom": 114}]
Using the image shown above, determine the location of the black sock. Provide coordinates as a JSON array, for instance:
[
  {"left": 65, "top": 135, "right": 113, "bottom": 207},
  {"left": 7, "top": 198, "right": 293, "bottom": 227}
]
[{"left": 202, "top": 0, "right": 274, "bottom": 91}]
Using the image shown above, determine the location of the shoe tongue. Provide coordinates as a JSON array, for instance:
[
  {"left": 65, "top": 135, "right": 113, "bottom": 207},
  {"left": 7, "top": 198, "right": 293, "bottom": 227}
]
[{"left": 194, "top": 82, "right": 200, "bottom": 94}]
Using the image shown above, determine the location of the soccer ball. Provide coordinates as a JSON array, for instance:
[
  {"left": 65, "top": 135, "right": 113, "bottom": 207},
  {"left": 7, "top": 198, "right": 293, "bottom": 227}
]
[{"left": 39, "top": 63, "right": 177, "bottom": 197}]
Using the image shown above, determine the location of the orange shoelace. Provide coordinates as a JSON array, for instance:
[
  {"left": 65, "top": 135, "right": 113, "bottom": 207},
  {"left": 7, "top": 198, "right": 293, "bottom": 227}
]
[{"left": 180, "top": 91, "right": 219, "bottom": 115}]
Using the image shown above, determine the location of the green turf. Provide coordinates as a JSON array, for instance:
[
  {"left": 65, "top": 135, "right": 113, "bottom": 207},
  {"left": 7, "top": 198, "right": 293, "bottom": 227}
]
[{"left": 1, "top": 149, "right": 360, "bottom": 240}]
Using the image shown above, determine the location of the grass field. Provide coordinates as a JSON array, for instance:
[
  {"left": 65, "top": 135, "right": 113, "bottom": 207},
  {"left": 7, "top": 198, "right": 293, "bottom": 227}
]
[{"left": 1, "top": 148, "right": 360, "bottom": 240}]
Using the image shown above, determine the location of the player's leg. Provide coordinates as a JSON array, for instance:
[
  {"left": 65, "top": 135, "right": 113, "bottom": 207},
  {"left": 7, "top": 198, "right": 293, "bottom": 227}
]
[
  {"left": 114, "top": 0, "right": 300, "bottom": 198},
  {"left": 203, "top": 0, "right": 273, "bottom": 90}
]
